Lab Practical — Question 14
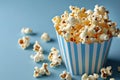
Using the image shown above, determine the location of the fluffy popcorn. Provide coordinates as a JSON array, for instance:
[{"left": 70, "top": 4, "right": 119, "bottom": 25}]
[
  {"left": 117, "top": 66, "right": 120, "bottom": 72},
  {"left": 100, "top": 66, "right": 112, "bottom": 79},
  {"left": 48, "top": 47, "right": 62, "bottom": 67},
  {"left": 21, "top": 27, "right": 32, "bottom": 34},
  {"left": 30, "top": 51, "right": 44, "bottom": 62},
  {"left": 33, "top": 41, "right": 43, "bottom": 53},
  {"left": 41, "top": 32, "right": 51, "bottom": 42},
  {"left": 50, "top": 47, "right": 59, "bottom": 53},
  {"left": 118, "top": 32, "right": 120, "bottom": 38},
  {"left": 59, "top": 71, "right": 72, "bottom": 80},
  {"left": 99, "top": 33, "right": 109, "bottom": 40},
  {"left": 52, "top": 5, "right": 119, "bottom": 44},
  {"left": 110, "top": 78, "right": 115, "bottom": 80},
  {"left": 33, "top": 63, "right": 50, "bottom": 78},
  {"left": 81, "top": 73, "right": 99, "bottom": 80},
  {"left": 18, "top": 36, "right": 30, "bottom": 49}
]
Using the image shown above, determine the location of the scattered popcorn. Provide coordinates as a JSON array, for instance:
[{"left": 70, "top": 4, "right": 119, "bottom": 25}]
[
  {"left": 18, "top": 36, "right": 30, "bottom": 49},
  {"left": 50, "top": 47, "right": 59, "bottom": 53},
  {"left": 59, "top": 71, "right": 72, "bottom": 80},
  {"left": 100, "top": 66, "right": 112, "bottom": 79},
  {"left": 33, "top": 41, "right": 43, "bottom": 53},
  {"left": 48, "top": 47, "right": 62, "bottom": 67},
  {"left": 81, "top": 73, "right": 99, "bottom": 80},
  {"left": 41, "top": 32, "right": 51, "bottom": 42},
  {"left": 30, "top": 51, "right": 44, "bottom": 62},
  {"left": 21, "top": 27, "right": 32, "bottom": 34},
  {"left": 110, "top": 78, "right": 115, "bottom": 80},
  {"left": 33, "top": 63, "right": 50, "bottom": 78},
  {"left": 117, "top": 66, "right": 120, "bottom": 72},
  {"left": 52, "top": 5, "right": 119, "bottom": 44}
]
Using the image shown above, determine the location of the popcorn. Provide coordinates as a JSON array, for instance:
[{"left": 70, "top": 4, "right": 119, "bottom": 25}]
[
  {"left": 33, "top": 63, "right": 50, "bottom": 78},
  {"left": 21, "top": 27, "right": 32, "bottom": 34},
  {"left": 117, "top": 66, "right": 120, "bottom": 72},
  {"left": 30, "top": 51, "right": 44, "bottom": 62},
  {"left": 48, "top": 47, "right": 62, "bottom": 67},
  {"left": 81, "top": 73, "right": 99, "bottom": 80},
  {"left": 110, "top": 78, "right": 115, "bottom": 80},
  {"left": 52, "top": 5, "right": 119, "bottom": 44},
  {"left": 18, "top": 36, "right": 30, "bottom": 49},
  {"left": 100, "top": 66, "right": 112, "bottom": 79},
  {"left": 99, "top": 33, "right": 109, "bottom": 40},
  {"left": 33, "top": 41, "right": 43, "bottom": 53},
  {"left": 41, "top": 33, "right": 51, "bottom": 42},
  {"left": 59, "top": 71, "right": 72, "bottom": 80}
]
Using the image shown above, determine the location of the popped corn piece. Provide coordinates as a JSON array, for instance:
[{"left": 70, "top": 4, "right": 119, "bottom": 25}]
[
  {"left": 52, "top": 16, "right": 61, "bottom": 24},
  {"left": 21, "top": 27, "right": 32, "bottom": 34},
  {"left": 60, "top": 71, "right": 72, "bottom": 80},
  {"left": 41, "top": 32, "right": 51, "bottom": 42},
  {"left": 118, "top": 33, "right": 120, "bottom": 38},
  {"left": 31, "top": 51, "right": 44, "bottom": 62},
  {"left": 99, "top": 33, "right": 109, "bottom": 40},
  {"left": 110, "top": 78, "right": 115, "bottom": 80},
  {"left": 48, "top": 47, "right": 62, "bottom": 67},
  {"left": 33, "top": 63, "right": 50, "bottom": 78},
  {"left": 50, "top": 47, "right": 59, "bottom": 53},
  {"left": 18, "top": 36, "right": 30, "bottom": 49},
  {"left": 100, "top": 66, "right": 112, "bottom": 79},
  {"left": 33, "top": 41, "right": 43, "bottom": 53},
  {"left": 81, "top": 73, "right": 99, "bottom": 80},
  {"left": 117, "top": 66, "right": 120, "bottom": 72}
]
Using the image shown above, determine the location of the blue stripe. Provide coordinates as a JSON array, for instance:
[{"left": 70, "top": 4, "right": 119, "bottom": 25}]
[
  {"left": 89, "top": 43, "right": 94, "bottom": 74},
  {"left": 67, "top": 42, "right": 74, "bottom": 74},
  {"left": 74, "top": 43, "right": 79, "bottom": 75},
  {"left": 57, "top": 34, "right": 65, "bottom": 64},
  {"left": 81, "top": 43, "right": 85, "bottom": 74},
  {"left": 104, "top": 38, "right": 112, "bottom": 65},
  {"left": 94, "top": 43, "right": 101, "bottom": 73},
  {"left": 101, "top": 41, "right": 108, "bottom": 68},
  {"left": 61, "top": 37, "right": 69, "bottom": 71}
]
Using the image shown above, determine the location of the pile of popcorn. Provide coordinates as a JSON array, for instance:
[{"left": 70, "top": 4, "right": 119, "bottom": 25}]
[
  {"left": 81, "top": 66, "right": 115, "bottom": 80},
  {"left": 52, "top": 5, "right": 120, "bottom": 44}
]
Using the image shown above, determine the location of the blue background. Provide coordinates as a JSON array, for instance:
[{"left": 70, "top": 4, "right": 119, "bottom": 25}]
[{"left": 0, "top": 0, "right": 120, "bottom": 80}]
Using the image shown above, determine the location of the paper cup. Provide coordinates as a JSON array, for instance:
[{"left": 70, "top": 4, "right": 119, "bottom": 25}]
[{"left": 56, "top": 33, "right": 112, "bottom": 75}]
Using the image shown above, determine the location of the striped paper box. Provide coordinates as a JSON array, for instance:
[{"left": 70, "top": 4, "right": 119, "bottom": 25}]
[{"left": 56, "top": 33, "right": 112, "bottom": 75}]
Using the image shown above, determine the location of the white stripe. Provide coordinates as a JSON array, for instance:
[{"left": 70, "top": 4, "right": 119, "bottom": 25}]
[
  {"left": 102, "top": 39, "right": 111, "bottom": 66},
  {"left": 77, "top": 44, "right": 82, "bottom": 74},
  {"left": 70, "top": 42, "right": 77, "bottom": 75},
  {"left": 64, "top": 39, "right": 72, "bottom": 74},
  {"left": 59, "top": 36, "right": 67, "bottom": 67},
  {"left": 56, "top": 34, "right": 63, "bottom": 57},
  {"left": 92, "top": 43, "right": 97, "bottom": 73},
  {"left": 85, "top": 44, "right": 89, "bottom": 73},
  {"left": 97, "top": 42, "right": 104, "bottom": 72}
]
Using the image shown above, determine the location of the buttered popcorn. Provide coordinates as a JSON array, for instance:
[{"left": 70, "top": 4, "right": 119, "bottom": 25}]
[
  {"left": 100, "top": 66, "right": 112, "bottom": 79},
  {"left": 59, "top": 71, "right": 72, "bottom": 80},
  {"left": 33, "top": 63, "right": 50, "bottom": 78},
  {"left": 52, "top": 5, "right": 119, "bottom": 44},
  {"left": 81, "top": 73, "right": 99, "bottom": 80},
  {"left": 33, "top": 41, "right": 43, "bottom": 53},
  {"left": 18, "top": 36, "right": 30, "bottom": 49},
  {"left": 48, "top": 47, "right": 62, "bottom": 67}
]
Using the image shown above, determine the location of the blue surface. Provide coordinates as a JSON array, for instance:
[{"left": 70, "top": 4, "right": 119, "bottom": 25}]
[{"left": 0, "top": 0, "right": 120, "bottom": 80}]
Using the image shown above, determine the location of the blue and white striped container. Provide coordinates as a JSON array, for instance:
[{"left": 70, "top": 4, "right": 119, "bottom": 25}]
[{"left": 56, "top": 33, "right": 112, "bottom": 75}]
